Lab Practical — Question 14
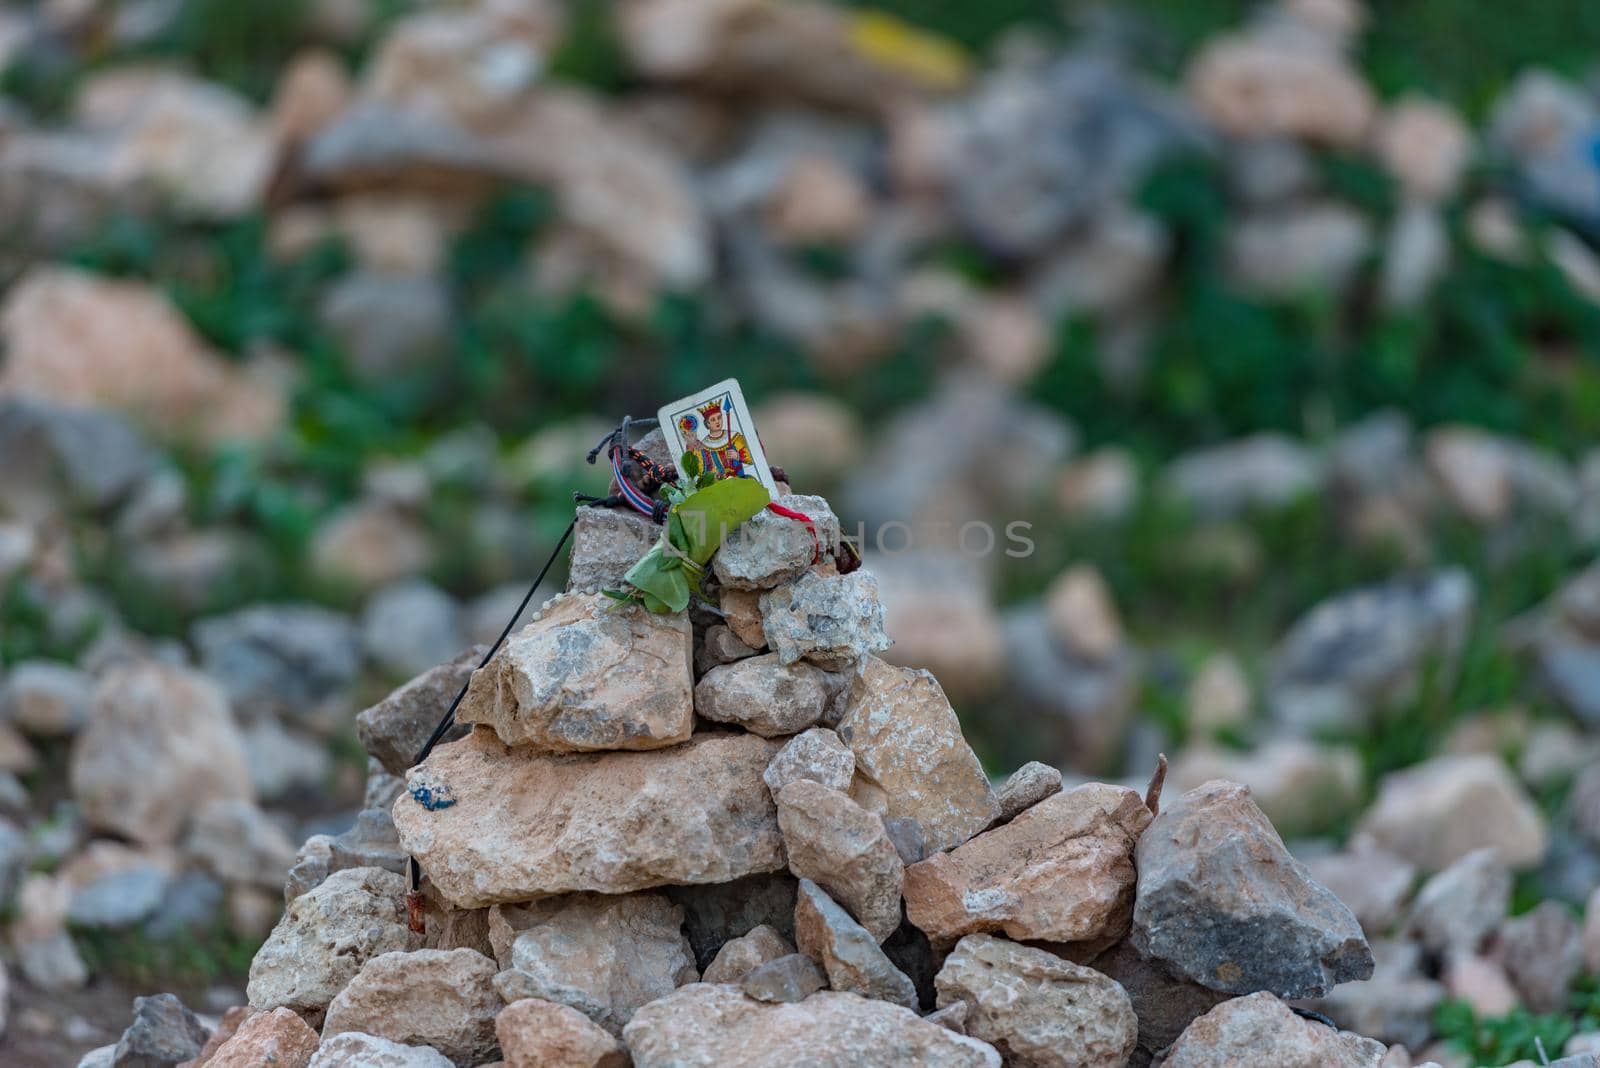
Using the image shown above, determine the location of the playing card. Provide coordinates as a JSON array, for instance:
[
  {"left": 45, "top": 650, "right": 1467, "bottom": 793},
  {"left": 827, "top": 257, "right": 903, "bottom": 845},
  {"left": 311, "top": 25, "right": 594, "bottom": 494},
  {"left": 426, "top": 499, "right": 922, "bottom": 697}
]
[{"left": 657, "top": 378, "right": 778, "bottom": 498}]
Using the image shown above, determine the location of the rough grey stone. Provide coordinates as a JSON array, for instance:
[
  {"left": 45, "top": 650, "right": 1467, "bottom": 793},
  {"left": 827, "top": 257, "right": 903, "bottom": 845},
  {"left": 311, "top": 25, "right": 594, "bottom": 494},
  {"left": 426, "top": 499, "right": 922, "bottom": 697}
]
[
  {"left": 193, "top": 604, "right": 362, "bottom": 722},
  {"left": 763, "top": 727, "right": 855, "bottom": 795},
  {"left": 1406, "top": 848, "right": 1509, "bottom": 956},
  {"left": 697, "top": 653, "right": 829, "bottom": 737},
  {"left": 1092, "top": 938, "right": 1228, "bottom": 1068},
  {"left": 992, "top": 761, "right": 1063, "bottom": 824},
  {"left": 1499, "top": 900, "right": 1585, "bottom": 1013},
  {"left": 357, "top": 645, "right": 483, "bottom": 776},
  {"left": 0, "top": 398, "right": 154, "bottom": 518},
  {"left": 713, "top": 494, "right": 840, "bottom": 591},
  {"left": 361, "top": 580, "right": 466, "bottom": 680},
  {"left": 111, "top": 993, "right": 208, "bottom": 1068},
  {"left": 1132, "top": 781, "right": 1374, "bottom": 998},
  {"left": 566, "top": 505, "right": 659, "bottom": 593},
  {"left": 329, "top": 806, "right": 408, "bottom": 876},
  {"left": 741, "top": 953, "right": 827, "bottom": 1003},
  {"left": 760, "top": 569, "right": 892, "bottom": 669},
  {"left": 794, "top": 878, "right": 917, "bottom": 1009}
]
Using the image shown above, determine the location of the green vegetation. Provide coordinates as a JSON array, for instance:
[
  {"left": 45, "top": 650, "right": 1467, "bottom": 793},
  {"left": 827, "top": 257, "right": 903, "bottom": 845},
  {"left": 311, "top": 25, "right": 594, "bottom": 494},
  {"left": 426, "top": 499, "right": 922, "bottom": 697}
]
[{"left": 1436, "top": 976, "right": 1600, "bottom": 1066}]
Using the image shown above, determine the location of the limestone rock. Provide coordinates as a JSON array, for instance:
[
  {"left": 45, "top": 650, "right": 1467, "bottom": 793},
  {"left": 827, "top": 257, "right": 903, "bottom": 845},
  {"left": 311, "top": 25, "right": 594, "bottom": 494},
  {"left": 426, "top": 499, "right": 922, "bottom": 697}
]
[
  {"left": 1358, "top": 754, "right": 1548, "bottom": 871},
  {"left": 935, "top": 934, "right": 1137, "bottom": 1068},
  {"left": 720, "top": 587, "right": 767, "bottom": 649},
  {"left": 358, "top": 646, "right": 481, "bottom": 776},
  {"left": 490, "top": 891, "right": 698, "bottom": 1036},
  {"left": 1406, "top": 848, "right": 1509, "bottom": 956},
  {"left": 309, "top": 1032, "right": 454, "bottom": 1068},
  {"left": 323, "top": 948, "right": 501, "bottom": 1067},
  {"left": 760, "top": 570, "right": 892, "bottom": 669},
  {"left": 713, "top": 494, "right": 840, "bottom": 591},
  {"left": 1044, "top": 567, "right": 1123, "bottom": 662},
  {"left": 1, "top": 659, "right": 93, "bottom": 735},
  {"left": 1302, "top": 841, "right": 1418, "bottom": 938},
  {"left": 201, "top": 1008, "right": 319, "bottom": 1068},
  {"left": 247, "top": 866, "right": 422, "bottom": 1024},
  {"left": 795, "top": 879, "right": 918, "bottom": 1009},
  {"left": 69, "top": 661, "right": 252, "bottom": 846},
  {"left": 328, "top": 806, "right": 408, "bottom": 877},
  {"left": 741, "top": 953, "right": 827, "bottom": 1003},
  {"left": 836, "top": 656, "right": 996, "bottom": 853},
  {"left": 193, "top": 603, "right": 362, "bottom": 723},
  {"left": 763, "top": 727, "right": 855, "bottom": 795},
  {"left": 1187, "top": 33, "right": 1374, "bottom": 146},
  {"left": 777, "top": 780, "right": 904, "bottom": 942},
  {"left": 697, "top": 625, "right": 758, "bottom": 673},
  {"left": 395, "top": 730, "right": 785, "bottom": 907},
  {"left": 702, "top": 924, "right": 793, "bottom": 984},
  {"left": 184, "top": 799, "right": 297, "bottom": 890},
  {"left": 1166, "top": 738, "right": 1362, "bottom": 838},
  {"left": 1163, "top": 992, "right": 1386, "bottom": 1068},
  {"left": 1133, "top": 781, "right": 1373, "bottom": 998},
  {"left": 622, "top": 984, "right": 1002, "bottom": 1068},
  {"left": 457, "top": 593, "right": 693, "bottom": 753},
  {"left": 566, "top": 504, "right": 659, "bottom": 593},
  {"left": 695, "top": 653, "right": 829, "bottom": 738},
  {"left": 361, "top": 580, "right": 466, "bottom": 680},
  {"left": 1500, "top": 901, "right": 1585, "bottom": 1014},
  {"left": 992, "top": 762, "right": 1062, "bottom": 824},
  {"left": 904, "top": 783, "right": 1150, "bottom": 947},
  {"left": 112, "top": 993, "right": 209, "bottom": 1068},
  {"left": 496, "top": 998, "right": 627, "bottom": 1068}
]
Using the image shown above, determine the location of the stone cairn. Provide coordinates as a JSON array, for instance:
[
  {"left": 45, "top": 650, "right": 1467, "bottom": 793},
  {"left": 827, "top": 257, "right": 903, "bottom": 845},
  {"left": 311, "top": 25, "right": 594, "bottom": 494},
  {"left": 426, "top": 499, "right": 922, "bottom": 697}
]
[{"left": 230, "top": 487, "right": 1388, "bottom": 1068}]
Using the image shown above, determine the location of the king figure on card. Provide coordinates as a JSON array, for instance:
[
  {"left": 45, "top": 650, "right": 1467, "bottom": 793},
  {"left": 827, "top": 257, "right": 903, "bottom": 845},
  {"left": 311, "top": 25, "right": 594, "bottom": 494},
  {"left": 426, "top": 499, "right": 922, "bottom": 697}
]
[{"left": 678, "top": 394, "right": 755, "bottom": 480}]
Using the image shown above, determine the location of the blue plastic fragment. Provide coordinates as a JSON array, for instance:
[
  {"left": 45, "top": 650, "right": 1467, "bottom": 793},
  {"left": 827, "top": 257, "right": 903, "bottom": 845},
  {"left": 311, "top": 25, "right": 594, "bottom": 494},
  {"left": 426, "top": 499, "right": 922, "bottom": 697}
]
[{"left": 409, "top": 782, "right": 456, "bottom": 810}]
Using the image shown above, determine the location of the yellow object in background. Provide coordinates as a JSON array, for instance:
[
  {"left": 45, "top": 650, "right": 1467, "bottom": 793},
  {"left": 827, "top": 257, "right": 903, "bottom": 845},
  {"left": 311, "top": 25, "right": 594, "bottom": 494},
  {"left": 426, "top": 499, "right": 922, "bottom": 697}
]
[{"left": 846, "top": 10, "right": 971, "bottom": 91}]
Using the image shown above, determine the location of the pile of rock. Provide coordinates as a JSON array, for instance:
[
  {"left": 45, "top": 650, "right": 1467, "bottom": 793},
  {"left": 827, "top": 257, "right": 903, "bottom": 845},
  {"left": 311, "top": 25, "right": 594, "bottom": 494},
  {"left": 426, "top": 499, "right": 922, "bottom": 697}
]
[{"left": 76, "top": 492, "right": 1407, "bottom": 1066}]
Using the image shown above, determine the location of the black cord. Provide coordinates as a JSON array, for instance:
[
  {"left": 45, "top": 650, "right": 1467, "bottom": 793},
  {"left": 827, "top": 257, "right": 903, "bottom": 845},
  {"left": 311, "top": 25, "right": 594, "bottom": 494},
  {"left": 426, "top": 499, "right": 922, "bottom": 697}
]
[{"left": 406, "top": 512, "right": 578, "bottom": 892}]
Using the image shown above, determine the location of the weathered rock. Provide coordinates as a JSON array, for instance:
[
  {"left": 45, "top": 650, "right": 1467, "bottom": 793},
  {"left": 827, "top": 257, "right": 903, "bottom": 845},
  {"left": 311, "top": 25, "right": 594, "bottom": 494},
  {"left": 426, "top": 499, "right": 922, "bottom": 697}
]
[
  {"left": 13, "top": 873, "right": 88, "bottom": 991},
  {"left": 1044, "top": 567, "right": 1123, "bottom": 662},
  {"left": 623, "top": 983, "right": 1001, "bottom": 1068},
  {"left": 1375, "top": 95, "right": 1473, "bottom": 203},
  {"left": 309, "top": 1032, "right": 455, "bottom": 1068},
  {"left": 696, "top": 654, "right": 829, "bottom": 737},
  {"left": 720, "top": 587, "right": 767, "bottom": 649},
  {"left": 905, "top": 783, "right": 1150, "bottom": 947},
  {"left": 358, "top": 646, "right": 481, "bottom": 776},
  {"left": 992, "top": 762, "right": 1063, "bottom": 824},
  {"left": 1500, "top": 900, "right": 1585, "bottom": 1014},
  {"left": 763, "top": 727, "right": 855, "bottom": 795},
  {"left": 184, "top": 799, "right": 297, "bottom": 890},
  {"left": 62, "top": 841, "right": 172, "bottom": 929},
  {"left": 1269, "top": 571, "right": 1473, "bottom": 734},
  {"left": 0, "top": 398, "right": 155, "bottom": 521},
  {"left": 1358, "top": 754, "right": 1548, "bottom": 871},
  {"left": 1307, "top": 939, "right": 1444, "bottom": 1051},
  {"left": 702, "top": 924, "right": 794, "bottom": 984},
  {"left": 112, "top": 993, "right": 209, "bottom": 1068},
  {"left": 777, "top": 780, "right": 904, "bottom": 941},
  {"left": 323, "top": 948, "right": 500, "bottom": 1066},
  {"left": 872, "top": 550, "right": 1007, "bottom": 702},
  {"left": 1, "top": 659, "right": 93, "bottom": 735},
  {"left": 1163, "top": 992, "right": 1386, "bottom": 1068},
  {"left": 456, "top": 593, "right": 693, "bottom": 752},
  {"left": 310, "top": 499, "right": 433, "bottom": 592},
  {"left": 193, "top": 604, "right": 362, "bottom": 722},
  {"left": 490, "top": 892, "right": 697, "bottom": 1036},
  {"left": 883, "top": 817, "right": 928, "bottom": 866},
  {"left": 1443, "top": 951, "right": 1520, "bottom": 1019},
  {"left": 837, "top": 656, "right": 996, "bottom": 853},
  {"left": 741, "top": 953, "right": 827, "bottom": 1003},
  {"left": 328, "top": 806, "right": 408, "bottom": 876},
  {"left": 69, "top": 661, "right": 252, "bottom": 846},
  {"left": 0, "top": 267, "right": 282, "bottom": 443},
  {"left": 935, "top": 934, "right": 1135, "bottom": 1068},
  {"left": 1133, "top": 781, "right": 1373, "bottom": 998},
  {"left": 1303, "top": 841, "right": 1418, "bottom": 938},
  {"left": 714, "top": 494, "right": 840, "bottom": 591},
  {"left": 795, "top": 879, "right": 918, "bottom": 1009},
  {"left": 760, "top": 570, "right": 892, "bottom": 669},
  {"left": 1187, "top": 32, "right": 1374, "bottom": 146},
  {"left": 1166, "top": 739, "right": 1362, "bottom": 838},
  {"left": 1186, "top": 653, "right": 1253, "bottom": 735},
  {"left": 567, "top": 506, "right": 659, "bottom": 593},
  {"left": 395, "top": 730, "right": 785, "bottom": 907},
  {"left": 247, "top": 866, "right": 422, "bottom": 1025},
  {"left": 496, "top": 998, "right": 627, "bottom": 1068},
  {"left": 667, "top": 872, "right": 798, "bottom": 970},
  {"left": 362, "top": 580, "right": 466, "bottom": 680},
  {"left": 1406, "top": 848, "right": 1509, "bottom": 956},
  {"left": 201, "top": 1008, "right": 319, "bottom": 1068},
  {"left": 1091, "top": 938, "right": 1228, "bottom": 1068}
]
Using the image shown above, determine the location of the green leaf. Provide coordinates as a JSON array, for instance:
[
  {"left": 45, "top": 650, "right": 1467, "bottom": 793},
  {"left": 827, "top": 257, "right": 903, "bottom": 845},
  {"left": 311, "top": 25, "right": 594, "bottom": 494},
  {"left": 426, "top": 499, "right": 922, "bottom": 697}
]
[
  {"left": 619, "top": 477, "right": 771, "bottom": 614},
  {"left": 680, "top": 450, "right": 702, "bottom": 478}
]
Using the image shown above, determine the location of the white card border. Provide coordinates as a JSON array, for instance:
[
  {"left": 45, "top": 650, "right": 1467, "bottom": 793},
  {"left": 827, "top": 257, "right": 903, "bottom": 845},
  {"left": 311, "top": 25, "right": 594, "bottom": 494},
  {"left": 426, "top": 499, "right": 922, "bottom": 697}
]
[{"left": 656, "top": 377, "right": 778, "bottom": 498}]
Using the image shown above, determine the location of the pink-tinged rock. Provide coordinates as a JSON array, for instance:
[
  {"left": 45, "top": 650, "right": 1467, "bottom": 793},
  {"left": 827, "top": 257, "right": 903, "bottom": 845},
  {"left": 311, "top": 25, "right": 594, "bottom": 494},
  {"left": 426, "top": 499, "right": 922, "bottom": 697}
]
[
  {"left": 1358, "top": 754, "right": 1548, "bottom": 871},
  {"left": 1163, "top": 992, "right": 1386, "bottom": 1068},
  {"left": 622, "top": 984, "right": 1001, "bottom": 1068},
  {"left": 199, "top": 1008, "right": 319, "bottom": 1068},
  {"left": 904, "top": 783, "right": 1150, "bottom": 948},
  {"left": 836, "top": 657, "right": 997, "bottom": 853},
  {"left": 763, "top": 727, "right": 855, "bottom": 795},
  {"left": 702, "top": 925, "right": 794, "bottom": 984},
  {"left": 396, "top": 730, "right": 785, "bottom": 907},
  {"left": 457, "top": 592, "right": 693, "bottom": 753},
  {"left": 322, "top": 948, "right": 501, "bottom": 1067},
  {"left": 935, "top": 934, "right": 1137, "bottom": 1068},
  {"left": 777, "top": 780, "right": 904, "bottom": 942},
  {"left": 496, "top": 998, "right": 627, "bottom": 1068},
  {"left": 70, "top": 661, "right": 252, "bottom": 847}
]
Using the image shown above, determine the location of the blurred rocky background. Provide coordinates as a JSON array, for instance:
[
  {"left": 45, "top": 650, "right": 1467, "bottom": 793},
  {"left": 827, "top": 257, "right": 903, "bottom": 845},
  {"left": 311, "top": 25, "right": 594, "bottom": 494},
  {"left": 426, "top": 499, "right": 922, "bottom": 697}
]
[{"left": 3, "top": 0, "right": 1600, "bottom": 1063}]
